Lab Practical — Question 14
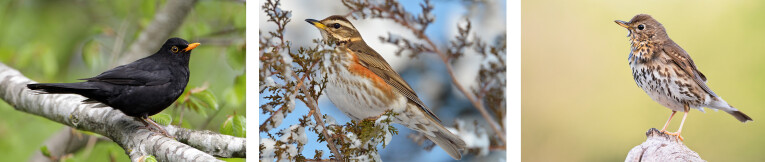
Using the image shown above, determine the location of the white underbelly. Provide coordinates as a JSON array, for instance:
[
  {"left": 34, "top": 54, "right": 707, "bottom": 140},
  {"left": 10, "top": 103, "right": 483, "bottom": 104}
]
[{"left": 323, "top": 55, "right": 407, "bottom": 120}]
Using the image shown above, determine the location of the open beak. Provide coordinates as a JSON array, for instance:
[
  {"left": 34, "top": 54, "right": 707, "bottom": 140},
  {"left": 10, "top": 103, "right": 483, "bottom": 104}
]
[
  {"left": 305, "top": 19, "right": 326, "bottom": 30},
  {"left": 184, "top": 43, "right": 200, "bottom": 52},
  {"left": 615, "top": 20, "right": 631, "bottom": 29}
]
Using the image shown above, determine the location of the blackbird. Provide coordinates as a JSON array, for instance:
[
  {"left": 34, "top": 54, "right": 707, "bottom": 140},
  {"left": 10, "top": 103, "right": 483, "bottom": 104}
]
[{"left": 27, "top": 37, "right": 200, "bottom": 136}]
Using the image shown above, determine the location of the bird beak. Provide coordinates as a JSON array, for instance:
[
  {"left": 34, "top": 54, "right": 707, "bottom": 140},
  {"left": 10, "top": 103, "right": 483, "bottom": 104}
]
[
  {"left": 184, "top": 43, "right": 200, "bottom": 52},
  {"left": 615, "top": 20, "right": 631, "bottom": 29},
  {"left": 305, "top": 19, "right": 326, "bottom": 30}
]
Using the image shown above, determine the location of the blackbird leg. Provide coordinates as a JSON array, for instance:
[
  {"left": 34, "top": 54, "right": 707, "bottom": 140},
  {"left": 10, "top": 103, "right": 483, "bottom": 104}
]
[
  {"left": 136, "top": 116, "right": 153, "bottom": 129},
  {"left": 660, "top": 111, "right": 677, "bottom": 132},
  {"left": 665, "top": 105, "right": 689, "bottom": 141},
  {"left": 139, "top": 114, "right": 173, "bottom": 138}
]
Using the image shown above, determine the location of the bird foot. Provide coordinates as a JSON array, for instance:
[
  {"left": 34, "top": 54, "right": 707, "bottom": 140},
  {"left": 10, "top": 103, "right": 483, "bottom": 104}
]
[
  {"left": 363, "top": 111, "right": 392, "bottom": 121},
  {"left": 663, "top": 131, "right": 684, "bottom": 141},
  {"left": 363, "top": 116, "right": 381, "bottom": 121},
  {"left": 137, "top": 117, "right": 174, "bottom": 138},
  {"left": 137, "top": 125, "right": 173, "bottom": 138}
]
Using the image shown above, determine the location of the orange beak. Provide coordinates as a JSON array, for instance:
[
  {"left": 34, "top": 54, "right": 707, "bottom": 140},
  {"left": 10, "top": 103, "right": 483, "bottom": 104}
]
[{"left": 184, "top": 43, "right": 200, "bottom": 52}]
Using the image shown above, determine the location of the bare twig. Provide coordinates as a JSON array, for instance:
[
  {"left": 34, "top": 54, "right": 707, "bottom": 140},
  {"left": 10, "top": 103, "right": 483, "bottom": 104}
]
[
  {"left": 343, "top": 1, "right": 507, "bottom": 144},
  {"left": 289, "top": 68, "right": 344, "bottom": 160}
]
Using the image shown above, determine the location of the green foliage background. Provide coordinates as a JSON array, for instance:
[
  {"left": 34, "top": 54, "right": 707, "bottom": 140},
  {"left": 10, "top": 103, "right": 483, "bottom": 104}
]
[
  {"left": 0, "top": 0, "right": 245, "bottom": 161},
  {"left": 523, "top": 0, "right": 765, "bottom": 161}
]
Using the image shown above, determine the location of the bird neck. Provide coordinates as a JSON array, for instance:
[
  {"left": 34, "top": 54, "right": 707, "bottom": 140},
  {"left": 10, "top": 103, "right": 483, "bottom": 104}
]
[
  {"left": 149, "top": 53, "right": 190, "bottom": 67},
  {"left": 629, "top": 38, "right": 664, "bottom": 63}
]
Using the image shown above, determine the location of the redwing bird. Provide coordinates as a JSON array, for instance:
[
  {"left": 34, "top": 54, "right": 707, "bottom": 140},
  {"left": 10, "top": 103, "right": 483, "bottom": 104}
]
[{"left": 306, "top": 15, "right": 466, "bottom": 159}]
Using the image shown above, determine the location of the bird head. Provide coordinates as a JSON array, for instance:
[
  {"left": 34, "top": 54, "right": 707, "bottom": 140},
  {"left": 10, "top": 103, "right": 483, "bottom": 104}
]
[
  {"left": 159, "top": 38, "right": 200, "bottom": 62},
  {"left": 615, "top": 14, "right": 668, "bottom": 42},
  {"left": 305, "top": 15, "right": 362, "bottom": 44}
]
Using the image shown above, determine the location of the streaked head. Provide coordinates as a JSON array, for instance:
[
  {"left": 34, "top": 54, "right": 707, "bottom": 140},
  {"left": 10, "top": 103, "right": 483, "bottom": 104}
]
[
  {"left": 615, "top": 14, "right": 668, "bottom": 41},
  {"left": 305, "top": 15, "right": 361, "bottom": 43}
]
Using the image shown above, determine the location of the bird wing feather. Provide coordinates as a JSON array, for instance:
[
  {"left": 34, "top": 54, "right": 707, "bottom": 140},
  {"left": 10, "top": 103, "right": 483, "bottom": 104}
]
[
  {"left": 661, "top": 42, "right": 717, "bottom": 97},
  {"left": 81, "top": 64, "right": 171, "bottom": 86},
  {"left": 347, "top": 42, "right": 442, "bottom": 122}
]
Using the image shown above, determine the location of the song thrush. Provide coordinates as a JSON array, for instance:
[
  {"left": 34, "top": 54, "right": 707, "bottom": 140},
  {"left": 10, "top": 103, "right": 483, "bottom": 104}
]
[
  {"left": 615, "top": 14, "right": 752, "bottom": 140},
  {"left": 306, "top": 15, "right": 466, "bottom": 159}
]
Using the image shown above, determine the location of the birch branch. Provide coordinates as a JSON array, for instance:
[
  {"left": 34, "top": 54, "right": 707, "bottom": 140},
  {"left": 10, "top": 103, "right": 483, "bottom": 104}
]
[{"left": 0, "top": 63, "right": 245, "bottom": 161}]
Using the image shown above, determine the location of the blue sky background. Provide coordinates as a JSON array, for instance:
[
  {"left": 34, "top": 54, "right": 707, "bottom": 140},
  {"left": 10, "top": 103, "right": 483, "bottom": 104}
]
[{"left": 260, "top": 0, "right": 506, "bottom": 161}]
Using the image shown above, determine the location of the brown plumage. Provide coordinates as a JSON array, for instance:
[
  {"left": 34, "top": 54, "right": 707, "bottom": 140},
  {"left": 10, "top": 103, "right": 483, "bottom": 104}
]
[
  {"left": 307, "top": 15, "right": 465, "bottom": 159},
  {"left": 616, "top": 14, "right": 752, "bottom": 140}
]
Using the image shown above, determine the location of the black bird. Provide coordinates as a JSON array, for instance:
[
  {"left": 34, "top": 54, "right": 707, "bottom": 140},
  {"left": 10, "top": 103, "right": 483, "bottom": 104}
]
[{"left": 27, "top": 38, "right": 200, "bottom": 136}]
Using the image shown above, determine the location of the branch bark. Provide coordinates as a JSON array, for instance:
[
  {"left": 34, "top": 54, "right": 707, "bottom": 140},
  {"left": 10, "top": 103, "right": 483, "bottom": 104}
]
[
  {"left": 0, "top": 63, "right": 245, "bottom": 161},
  {"left": 625, "top": 128, "right": 704, "bottom": 162}
]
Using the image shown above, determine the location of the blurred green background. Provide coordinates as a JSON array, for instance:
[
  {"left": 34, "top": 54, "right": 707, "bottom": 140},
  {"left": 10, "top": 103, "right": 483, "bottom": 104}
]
[
  {"left": 0, "top": 0, "right": 244, "bottom": 161},
  {"left": 523, "top": 0, "right": 765, "bottom": 161}
]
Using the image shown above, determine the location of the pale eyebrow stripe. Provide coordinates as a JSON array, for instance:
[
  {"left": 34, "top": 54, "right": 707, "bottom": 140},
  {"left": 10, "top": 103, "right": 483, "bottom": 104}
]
[{"left": 324, "top": 20, "right": 355, "bottom": 30}]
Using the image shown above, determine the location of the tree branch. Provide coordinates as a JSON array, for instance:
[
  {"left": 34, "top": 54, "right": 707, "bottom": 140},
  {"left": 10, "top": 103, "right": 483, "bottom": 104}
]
[
  {"left": 0, "top": 63, "right": 245, "bottom": 161},
  {"left": 408, "top": 19, "right": 506, "bottom": 145},
  {"left": 283, "top": 58, "right": 344, "bottom": 160},
  {"left": 343, "top": 0, "right": 507, "bottom": 145},
  {"left": 625, "top": 128, "right": 704, "bottom": 162},
  {"left": 116, "top": 0, "right": 199, "bottom": 65},
  {"left": 174, "top": 127, "right": 247, "bottom": 158},
  {"left": 29, "top": 128, "right": 107, "bottom": 161}
]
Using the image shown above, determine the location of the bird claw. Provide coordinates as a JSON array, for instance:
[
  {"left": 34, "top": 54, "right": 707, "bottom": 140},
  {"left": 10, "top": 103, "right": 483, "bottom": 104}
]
[
  {"left": 663, "top": 131, "right": 684, "bottom": 141},
  {"left": 137, "top": 125, "right": 173, "bottom": 138},
  {"left": 363, "top": 116, "right": 381, "bottom": 121},
  {"left": 363, "top": 111, "right": 391, "bottom": 121},
  {"left": 137, "top": 117, "right": 174, "bottom": 138}
]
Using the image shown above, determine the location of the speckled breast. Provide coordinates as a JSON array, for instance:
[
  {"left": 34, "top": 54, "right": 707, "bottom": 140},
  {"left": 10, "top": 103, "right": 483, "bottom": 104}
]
[{"left": 629, "top": 53, "right": 708, "bottom": 111}]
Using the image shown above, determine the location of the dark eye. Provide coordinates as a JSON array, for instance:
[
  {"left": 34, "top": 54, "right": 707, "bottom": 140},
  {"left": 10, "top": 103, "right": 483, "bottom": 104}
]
[
  {"left": 332, "top": 23, "right": 341, "bottom": 29},
  {"left": 637, "top": 24, "right": 645, "bottom": 30},
  {"left": 171, "top": 46, "right": 179, "bottom": 53}
]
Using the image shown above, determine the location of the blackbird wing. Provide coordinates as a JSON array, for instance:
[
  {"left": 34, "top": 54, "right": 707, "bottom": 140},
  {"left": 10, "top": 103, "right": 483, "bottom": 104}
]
[
  {"left": 661, "top": 42, "right": 717, "bottom": 97},
  {"left": 81, "top": 60, "right": 171, "bottom": 86},
  {"left": 347, "top": 42, "right": 442, "bottom": 122}
]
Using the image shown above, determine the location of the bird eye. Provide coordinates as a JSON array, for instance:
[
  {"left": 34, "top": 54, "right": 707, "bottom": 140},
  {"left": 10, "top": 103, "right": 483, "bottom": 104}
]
[
  {"left": 637, "top": 24, "right": 645, "bottom": 30},
  {"left": 171, "top": 46, "right": 179, "bottom": 53},
  {"left": 332, "top": 23, "right": 341, "bottom": 29}
]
